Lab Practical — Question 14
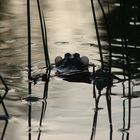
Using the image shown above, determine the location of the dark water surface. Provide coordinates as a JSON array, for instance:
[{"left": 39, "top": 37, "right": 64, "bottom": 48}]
[{"left": 0, "top": 0, "right": 140, "bottom": 140}]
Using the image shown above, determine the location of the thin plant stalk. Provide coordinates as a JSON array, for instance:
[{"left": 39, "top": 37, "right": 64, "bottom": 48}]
[
  {"left": 0, "top": 75, "right": 9, "bottom": 91},
  {"left": 97, "top": 0, "right": 112, "bottom": 73},
  {"left": 27, "top": 0, "right": 32, "bottom": 80},
  {"left": 37, "top": 0, "right": 50, "bottom": 70},
  {"left": 105, "top": 88, "right": 113, "bottom": 131},
  {"left": 42, "top": 13, "right": 51, "bottom": 69},
  {"left": 90, "top": 0, "right": 104, "bottom": 69},
  {"left": 0, "top": 75, "right": 9, "bottom": 100},
  {"left": 120, "top": 0, "right": 131, "bottom": 97},
  {"left": 0, "top": 95, "right": 9, "bottom": 117}
]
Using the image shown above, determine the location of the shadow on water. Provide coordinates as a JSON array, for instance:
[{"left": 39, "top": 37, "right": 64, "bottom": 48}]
[
  {"left": 100, "top": 0, "right": 140, "bottom": 79},
  {"left": 90, "top": 0, "right": 140, "bottom": 119},
  {"left": 89, "top": 0, "right": 140, "bottom": 134},
  {"left": 90, "top": 0, "right": 140, "bottom": 83}
]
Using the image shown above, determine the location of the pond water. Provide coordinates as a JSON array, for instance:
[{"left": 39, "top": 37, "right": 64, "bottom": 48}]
[{"left": 0, "top": 0, "right": 140, "bottom": 140}]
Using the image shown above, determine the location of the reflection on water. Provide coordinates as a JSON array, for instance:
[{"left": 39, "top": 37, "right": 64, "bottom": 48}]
[
  {"left": 119, "top": 83, "right": 132, "bottom": 140},
  {"left": 27, "top": 79, "right": 49, "bottom": 140},
  {"left": 0, "top": 75, "right": 9, "bottom": 140},
  {"left": 0, "top": 0, "right": 140, "bottom": 140},
  {"left": 90, "top": 79, "right": 136, "bottom": 140},
  {"left": 0, "top": 117, "right": 8, "bottom": 140},
  {"left": 90, "top": 89, "right": 112, "bottom": 140}
]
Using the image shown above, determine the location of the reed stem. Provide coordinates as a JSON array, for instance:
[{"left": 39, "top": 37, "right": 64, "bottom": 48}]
[
  {"left": 97, "top": 0, "right": 112, "bottom": 73},
  {"left": 27, "top": 0, "right": 32, "bottom": 80},
  {"left": 37, "top": 0, "right": 51, "bottom": 70},
  {"left": 90, "top": 0, "right": 104, "bottom": 69}
]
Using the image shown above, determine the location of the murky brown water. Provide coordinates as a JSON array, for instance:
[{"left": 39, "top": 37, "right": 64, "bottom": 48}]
[{"left": 0, "top": 0, "right": 140, "bottom": 140}]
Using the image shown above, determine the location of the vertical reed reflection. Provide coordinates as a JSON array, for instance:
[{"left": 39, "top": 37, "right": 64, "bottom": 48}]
[
  {"left": 122, "top": 98, "right": 131, "bottom": 131},
  {"left": 27, "top": 74, "right": 50, "bottom": 140},
  {"left": 27, "top": 0, "right": 51, "bottom": 137},
  {"left": 90, "top": 102, "right": 99, "bottom": 140},
  {"left": 0, "top": 75, "right": 9, "bottom": 117},
  {"left": 37, "top": 99, "right": 47, "bottom": 140},
  {"left": 37, "top": 80, "right": 50, "bottom": 140},
  {"left": 119, "top": 81, "right": 132, "bottom": 140},
  {"left": 0, "top": 117, "right": 8, "bottom": 140},
  {"left": 90, "top": 89, "right": 113, "bottom": 140},
  {"left": 91, "top": 71, "right": 113, "bottom": 139},
  {"left": 37, "top": 100, "right": 47, "bottom": 140},
  {"left": 91, "top": 70, "right": 113, "bottom": 135},
  {"left": 28, "top": 82, "right": 32, "bottom": 140},
  {"left": 28, "top": 66, "right": 50, "bottom": 140},
  {"left": 120, "top": 98, "right": 131, "bottom": 140}
]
